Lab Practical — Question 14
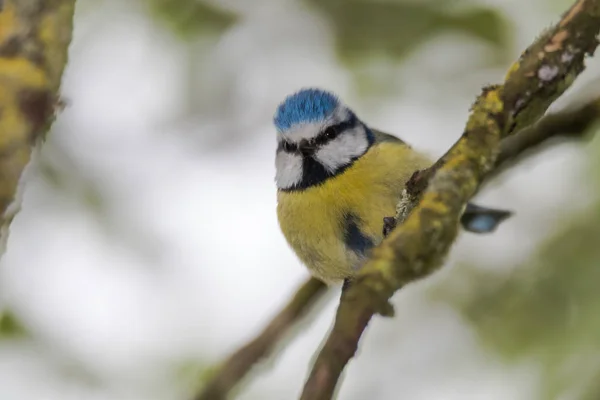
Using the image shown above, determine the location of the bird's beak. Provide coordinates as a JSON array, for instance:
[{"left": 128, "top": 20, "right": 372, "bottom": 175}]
[{"left": 298, "top": 139, "right": 315, "bottom": 156}]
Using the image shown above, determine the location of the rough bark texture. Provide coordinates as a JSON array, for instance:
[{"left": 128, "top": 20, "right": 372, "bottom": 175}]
[
  {"left": 492, "top": 98, "right": 600, "bottom": 177},
  {"left": 189, "top": 2, "right": 600, "bottom": 399},
  {"left": 503, "top": 0, "right": 600, "bottom": 134},
  {"left": 0, "top": 0, "right": 76, "bottom": 253},
  {"left": 300, "top": 1, "right": 600, "bottom": 399},
  {"left": 402, "top": 97, "right": 600, "bottom": 214},
  {"left": 397, "top": 0, "right": 600, "bottom": 224},
  {"left": 190, "top": 99, "right": 600, "bottom": 400}
]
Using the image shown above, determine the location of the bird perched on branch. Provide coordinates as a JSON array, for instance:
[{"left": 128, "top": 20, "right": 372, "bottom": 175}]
[{"left": 274, "top": 88, "right": 510, "bottom": 284}]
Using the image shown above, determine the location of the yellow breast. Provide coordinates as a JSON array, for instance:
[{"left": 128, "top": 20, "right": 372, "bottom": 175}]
[{"left": 277, "top": 142, "right": 431, "bottom": 283}]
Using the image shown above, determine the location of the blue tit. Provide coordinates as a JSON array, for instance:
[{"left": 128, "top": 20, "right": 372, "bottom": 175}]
[{"left": 274, "top": 88, "right": 511, "bottom": 284}]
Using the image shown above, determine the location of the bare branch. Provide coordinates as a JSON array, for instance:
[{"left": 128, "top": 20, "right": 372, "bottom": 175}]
[
  {"left": 194, "top": 278, "right": 327, "bottom": 400},
  {"left": 300, "top": 1, "right": 600, "bottom": 398},
  {"left": 492, "top": 98, "right": 600, "bottom": 177}
]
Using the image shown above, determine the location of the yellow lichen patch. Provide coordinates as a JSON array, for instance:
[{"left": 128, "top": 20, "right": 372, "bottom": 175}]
[
  {"left": 0, "top": 0, "right": 76, "bottom": 254},
  {"left": 482, "top": 89, "right": 504, "bottom": 114},
  {"left": 36, "top": 3, "right": 75, "bottom": 86},
  {"left": 0, "top": 3, "right": 18, "bottom": 43},
  {"left": 370, "top": 242, "right": 396, "bottom": 263},
  {"left": 466, "top": 112, "right": 498, "bottom": 132},
  {"left": 420, "top": 191, "right": 452, "bottom": 218},
  {"left": 363, "top": 259, "right": 398, "bottom": 289},
  {"left": 439, "top": 154, "right": 477, "bottom": 180},
  {"left": 38, "top": 14, "right": 58, "bottom": 47},
  {"left": 465, "top": 91, "right": 503, "bottom": 132},
  {"left": 38, "top": 13, "right": 64, "bottom": 83},
  {"left": 505, "top": 61, "right": 521, "bottom": 81},
  {"left": 0, "top": 58, "right": 48, "bottom": 88},
  {"left": 0, "top": 93, "right": 30, "bottom": 147}
]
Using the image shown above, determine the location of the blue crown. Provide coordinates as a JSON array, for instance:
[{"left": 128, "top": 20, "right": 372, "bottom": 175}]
[{"left": 274, "top": 88, "right": 339, "bottom": 132}]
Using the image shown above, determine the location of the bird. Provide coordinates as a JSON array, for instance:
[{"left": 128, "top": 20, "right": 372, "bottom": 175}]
[{"left": 274, "top": 88, "right": 511, "bottom": 284}]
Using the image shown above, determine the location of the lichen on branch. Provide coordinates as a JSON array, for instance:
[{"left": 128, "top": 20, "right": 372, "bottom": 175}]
[
  {"left": 300, "top": 1, "right": 600, "bottom": 399},
  {"left": 0, "top": 0, "right": 75, "bottom": 253},
  {"left": 191, "top": 96, "right": 600, "bottom": 400},
  {"left": 503, "top": 0, "right": 600, "bottom": 134},
  {"left": 396, "top": 0, "right": 600, "bottom": 225}
]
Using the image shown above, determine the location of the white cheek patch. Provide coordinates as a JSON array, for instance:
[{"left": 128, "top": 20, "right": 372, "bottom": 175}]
[
  {"left": 314, "top": 127, "right": 369, "bottom": 173},
  {"left": 275, "top": 150, "right": 303, "bottom": 189}
]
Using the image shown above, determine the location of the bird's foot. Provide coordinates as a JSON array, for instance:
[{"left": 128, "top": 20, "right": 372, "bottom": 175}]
[{"left": 382, "top": 216, "right": 397, "bottom": 237}]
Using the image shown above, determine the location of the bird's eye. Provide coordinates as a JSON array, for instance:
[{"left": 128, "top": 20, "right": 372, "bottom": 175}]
[
  {"left": 324, "top": 126, "right": 338, "bottom": 139},
  {"left": 282, "top": 141, "right": 295, "bottom": 152}
]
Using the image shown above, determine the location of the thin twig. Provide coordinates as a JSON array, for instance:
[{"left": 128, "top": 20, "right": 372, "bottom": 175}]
[
  {"left": 402, "top": 97, "right": 600, "bottom": 210},
  {"left": 194, "top": 278, "right": 326, "bottom": 400},
  {"left": 493, "top": 99, "right": 600, "bottom": 176}
]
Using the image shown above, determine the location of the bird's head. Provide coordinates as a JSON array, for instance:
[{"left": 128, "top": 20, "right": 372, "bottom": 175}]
[{"left": 273, "top": 88, "right": 374, "bottom": 191}]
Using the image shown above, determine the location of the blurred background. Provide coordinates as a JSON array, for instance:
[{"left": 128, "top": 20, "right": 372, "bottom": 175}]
[{"left": 1, "top": 0, "right": 600, "bottom": 399}]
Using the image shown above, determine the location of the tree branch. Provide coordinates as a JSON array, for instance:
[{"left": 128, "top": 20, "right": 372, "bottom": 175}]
[
  {"left": 190, "top": 4, "right": 600, "bottom": 399},
  {"left": 0, "top": 0, "right": 76, "bottom": 254},
  {"left": 300, "top": 1, "right": 600, "bottom": 399},
  {"left": 193, "top": 277, "right": 327, "bottom": 400},
  {"left": 400, "top": 96, "right": 600, "bottom": 215},
  {"left": 492, "top": 98, "right": 600, "bottom": 177},
  {"left": 190, "top": 99, "right": 600, "bottom": 400}
]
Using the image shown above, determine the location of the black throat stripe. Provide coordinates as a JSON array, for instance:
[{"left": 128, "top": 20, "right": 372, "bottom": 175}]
[{"left": 278, "top": 122, "right": 375, "bottom": 192}]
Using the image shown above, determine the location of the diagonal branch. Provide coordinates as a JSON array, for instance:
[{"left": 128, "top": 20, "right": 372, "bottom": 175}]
[
  {"left": 402, "top": 97, "right": 600, "bottom": 214},
  {"left": 191, "top": 7, "right": 600, "bottom": 399},
  {"left": 190, "top": 97, "right": 600, "bottom": 400},
  {"left": 193, "top": 277, "right": 327, "bottom": 400},
  {"left": 300, "top": 1, "right": 600, "bottom": 399},
  {"left": 0, "top": 0, "right": 76, "bottom": 254},
  {"left": 492, "top": 98, "right": 600, "bottom": 178}
]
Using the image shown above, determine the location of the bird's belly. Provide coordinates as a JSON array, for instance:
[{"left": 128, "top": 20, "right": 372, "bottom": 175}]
[
  {"left": 277, "top": 183, "right": 399, "bottom": 283},
  {"left": 277, "top": 205, "right": 359, "bottom": 283},
  {"left": 276, "top": 141, "right": 431, "bottom": 283}
]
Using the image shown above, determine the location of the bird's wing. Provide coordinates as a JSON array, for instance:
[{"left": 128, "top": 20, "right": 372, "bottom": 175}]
[
  {"left": 460, "top": 203, "right": 513, "bottom": 234},
  {"left": 371, "top": 129, "right": 512, "bottom": 234},
  {"left": 370, "top": 128, "right": 409, "bottom": 147}
]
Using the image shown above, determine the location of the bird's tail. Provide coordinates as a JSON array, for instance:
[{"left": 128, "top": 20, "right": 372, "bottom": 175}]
[{"left": 460, "top": 203, "right": 512, "bottom": 234}]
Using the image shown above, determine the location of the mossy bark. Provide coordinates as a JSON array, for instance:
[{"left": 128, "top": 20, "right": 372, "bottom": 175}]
[
  {"left": 0, "top": 0, "right": 76, "bottom": 253},
  {"left": 300, "top": 1, "right": 600, "bottom": 399}
]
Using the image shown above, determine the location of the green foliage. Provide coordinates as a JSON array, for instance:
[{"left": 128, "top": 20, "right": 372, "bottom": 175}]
[
  {"left": 0, "top": 311, "right": 28, "bottom": 339},
  {"left": 460, "top": 211, "right": 600, "bottom": 358},
  {"left": 304, "top": 0, "right": 511, "bottom": 64},
  {"left": 146, "top": 0, "right": 510, "bottom": 63},
  {"left": 147, "top": 0, "right": 238, "bottom": 39},
  {"left": 460, "top": 205, "right": 600, "bottom": 397}
]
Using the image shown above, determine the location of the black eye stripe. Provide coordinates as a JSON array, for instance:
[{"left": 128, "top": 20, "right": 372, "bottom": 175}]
[
  {"left": 277, "top": 140, "right": 297, "bottom": 153},
  {"left": 278, "top": 113, "right": 358, "bottom": 154},
  {"left": 319, "top": 113, "right": 357, "bottom": 143}
]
